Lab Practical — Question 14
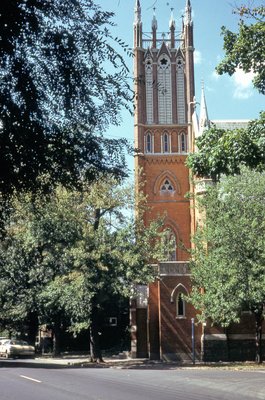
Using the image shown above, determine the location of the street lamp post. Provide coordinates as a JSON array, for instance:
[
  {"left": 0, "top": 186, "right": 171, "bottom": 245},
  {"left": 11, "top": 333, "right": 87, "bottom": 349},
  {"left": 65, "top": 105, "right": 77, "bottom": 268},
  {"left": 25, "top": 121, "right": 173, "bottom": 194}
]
[{"left": 191, "top": 317, "right": 195, "bottom": 364}]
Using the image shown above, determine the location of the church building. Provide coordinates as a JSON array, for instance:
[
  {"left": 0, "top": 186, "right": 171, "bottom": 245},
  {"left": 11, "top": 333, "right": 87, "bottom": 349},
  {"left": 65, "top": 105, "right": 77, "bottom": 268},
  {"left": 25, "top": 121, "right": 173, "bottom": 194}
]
[{"left": 131, "top": 0, "right": 264, "bottom": 362}]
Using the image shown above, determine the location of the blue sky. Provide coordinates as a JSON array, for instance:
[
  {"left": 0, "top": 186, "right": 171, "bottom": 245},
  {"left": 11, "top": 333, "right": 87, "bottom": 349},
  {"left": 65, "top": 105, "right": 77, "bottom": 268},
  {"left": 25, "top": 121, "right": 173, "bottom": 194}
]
[{"left": 96, "top": 0, "right": 264, "bottom": 172}]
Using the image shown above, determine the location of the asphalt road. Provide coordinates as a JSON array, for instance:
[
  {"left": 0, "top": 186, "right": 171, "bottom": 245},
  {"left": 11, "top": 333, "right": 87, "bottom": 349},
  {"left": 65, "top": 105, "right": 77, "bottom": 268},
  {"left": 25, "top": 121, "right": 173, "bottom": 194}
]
[{"left": 0, "top": 359, "right": 265, "bottom": 400}]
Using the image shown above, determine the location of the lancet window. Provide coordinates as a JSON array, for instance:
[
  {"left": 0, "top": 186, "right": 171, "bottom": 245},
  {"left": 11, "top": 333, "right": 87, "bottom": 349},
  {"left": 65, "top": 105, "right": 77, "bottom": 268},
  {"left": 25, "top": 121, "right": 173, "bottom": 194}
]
[
  {"left": 176, "top": 57, "right": 186, "bottom": 124},
  {"left": 179, "top": 132, "right": 187, "bottom": 153},
  {"left": 177, "top": 293, "right": 185, "bottom": 317},
  {"left": 158, "top": 55, "right": 172, "bottom": 124},
  {"left": 163, "top": 229, "right": 177, "bottom": 261},
  {"left": 162, "top": 131, "right": 170, "bottom": 153},
  {"left": 145, "top": 132, "right": 153, "bottom": 153},
  {"left": 145, "top": 56, "right": 154, "bottom": 124}
]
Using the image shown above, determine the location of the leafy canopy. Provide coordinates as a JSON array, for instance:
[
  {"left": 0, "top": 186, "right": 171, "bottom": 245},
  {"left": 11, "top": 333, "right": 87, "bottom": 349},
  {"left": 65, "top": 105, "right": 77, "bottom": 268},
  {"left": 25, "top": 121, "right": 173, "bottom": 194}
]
[
  {"left": 216, "top": 5, "right": 265, "bottom": 94},
  {"left": 189, "top": 167, "right": 265, "bottom": 328},
  {"left": 0, "top": 179, "right": 167, "bottom": 335},
  {"left": 0, "top": 0, "right": 132, "bottom": 196},
  {"left": 187, "top": 112, "right": 265, "bottom": 181}
]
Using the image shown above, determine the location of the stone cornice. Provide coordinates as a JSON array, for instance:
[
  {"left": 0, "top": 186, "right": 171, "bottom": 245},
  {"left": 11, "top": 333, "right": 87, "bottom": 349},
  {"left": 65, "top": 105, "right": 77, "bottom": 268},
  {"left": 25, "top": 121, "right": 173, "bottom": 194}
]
[
  {"left": 144, "top": 155, "right": 187, "bottom": 165},
  {"left": 135, "top": 123, "right": 188, "bottom": 129},
  {"left": 159, "top": 261, "right": 190, "bottom": 276}
]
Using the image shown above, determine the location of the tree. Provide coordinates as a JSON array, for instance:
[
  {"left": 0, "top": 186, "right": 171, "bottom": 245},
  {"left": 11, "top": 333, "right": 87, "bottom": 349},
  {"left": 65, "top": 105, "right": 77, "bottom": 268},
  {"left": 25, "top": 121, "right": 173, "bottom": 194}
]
[
  {"left": 187, "top": 5, "right": 265, "bottom": 180},
  {"left": 187, "top": 112, "right": 265, "bottom": 181},
  {"left": 189, "top": 168, "right": 265, "bottom": 363},
  {"left": 0, "top": 188, "right": 85, "bottom": 345},
  {"left": 216, "top": 5, "right": 265, "bottom": 94},
  {"left": 0, "top": 179, "right": 167, "bottom": 358},
  {"left": 0, "top": 0, "right": 132, "bottom": 197}
]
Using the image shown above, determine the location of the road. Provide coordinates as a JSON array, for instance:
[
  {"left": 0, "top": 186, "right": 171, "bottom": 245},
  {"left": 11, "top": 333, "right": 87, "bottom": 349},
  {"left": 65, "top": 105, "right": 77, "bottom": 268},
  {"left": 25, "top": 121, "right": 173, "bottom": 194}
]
[{"left": 0, "top": 359, "right": 264, "bottom": 400}]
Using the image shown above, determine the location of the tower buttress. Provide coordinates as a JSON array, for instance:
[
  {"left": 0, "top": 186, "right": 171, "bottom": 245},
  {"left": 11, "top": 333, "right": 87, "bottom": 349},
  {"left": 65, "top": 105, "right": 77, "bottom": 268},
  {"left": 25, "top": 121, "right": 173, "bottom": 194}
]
[{"left": 183, "top": 0, "right": 195, "bottom": 148}]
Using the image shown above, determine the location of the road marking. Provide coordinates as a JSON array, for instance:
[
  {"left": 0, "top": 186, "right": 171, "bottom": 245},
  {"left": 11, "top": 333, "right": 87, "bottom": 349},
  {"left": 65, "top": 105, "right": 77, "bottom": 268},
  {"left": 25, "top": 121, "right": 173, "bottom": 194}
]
[{"left": 20, "top": 375, "right": 42, "bottom": 383}]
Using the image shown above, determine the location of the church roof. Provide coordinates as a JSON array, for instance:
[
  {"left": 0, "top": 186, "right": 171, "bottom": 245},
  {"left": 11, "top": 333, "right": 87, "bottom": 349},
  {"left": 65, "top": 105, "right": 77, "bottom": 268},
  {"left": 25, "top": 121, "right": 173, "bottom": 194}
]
[{"left": 211, "top": 120, "right": 249, "bottom": 130}]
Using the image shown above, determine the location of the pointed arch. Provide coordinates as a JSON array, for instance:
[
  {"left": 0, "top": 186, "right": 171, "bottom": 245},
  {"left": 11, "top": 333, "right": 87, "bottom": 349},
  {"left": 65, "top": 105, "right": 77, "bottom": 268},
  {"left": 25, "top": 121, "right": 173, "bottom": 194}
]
[
  {"left": 163, "top": 228, "right": 177, "bottom": 261},
  {"left": 145, "top": 52, "right": 154, "bottom": 124},
  {"left": 163, "top": 218, "right": 182, "bottom": 261},
  {"left": 154, "top": 170, "right": 181, "bottom": 195},
  {"left": 157, "top": 53, "right": 172, "bottom": 124},
  {"left": 176, "top": 55, "right": 186, "bottom": 124},
  {"left": 145, "top": 131, "right": 153, "bottom": 153},
  {"left": 164, "top": 218, "right": 181, "bottom": 238},
  {"left": 157, "top": 42, "right": 171, "bottom": 59},
  {"left": 161, "top": 130, "right": 170, "bottom": 153},
  {"left": 170, "top": 283, "right": 189, "bottom": 302},
  {"left": 170, "top": 283, "right": 188, "bottom": 318},
  {"left": 178, "top": 131, "right": 187, "bottom": 153}
]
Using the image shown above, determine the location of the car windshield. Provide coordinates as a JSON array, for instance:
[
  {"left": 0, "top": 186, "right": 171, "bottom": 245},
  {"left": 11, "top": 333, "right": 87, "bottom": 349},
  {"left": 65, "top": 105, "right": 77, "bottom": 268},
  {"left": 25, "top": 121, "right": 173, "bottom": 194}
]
[
  {"left": 10, "top": 340, "right": 23, "bottom": 345},
  {"left": 1, "top": 340, "right": 10, "bottom": 345}
]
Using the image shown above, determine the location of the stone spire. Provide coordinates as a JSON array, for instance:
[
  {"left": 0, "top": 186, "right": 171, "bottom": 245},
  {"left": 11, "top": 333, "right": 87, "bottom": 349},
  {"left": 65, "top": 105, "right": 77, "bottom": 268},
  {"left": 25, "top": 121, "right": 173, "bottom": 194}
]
[
  {"left": 152, "top": 7, "right": 157, "bottom": 48},
  {"left": 134, "top": 0, "right": 141, "bottom": 25},
  {"left": 199, "top": 82, "right": 210, "bottom": 134},
  {"left": 134, "top": 0, "right": 142, "bottom": 48},
  {"left": 169, "top": 8, "right": 175, "bottom": 48},
  {"left": 169, "top": 8, "right": 175, "bottom": 29},
  {"left": 152, "top": 7, "right": 157, "bottom": 30},
  {"left": 185, "top": 0, "right": 192, "bottom": 25}
]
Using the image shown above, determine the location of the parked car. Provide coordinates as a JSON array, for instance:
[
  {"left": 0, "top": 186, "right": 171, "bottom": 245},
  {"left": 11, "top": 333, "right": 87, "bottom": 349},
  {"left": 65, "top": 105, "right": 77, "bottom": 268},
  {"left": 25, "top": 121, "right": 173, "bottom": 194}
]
[{"left": 0, "top": 339, "right": 35, "bottom": 359}]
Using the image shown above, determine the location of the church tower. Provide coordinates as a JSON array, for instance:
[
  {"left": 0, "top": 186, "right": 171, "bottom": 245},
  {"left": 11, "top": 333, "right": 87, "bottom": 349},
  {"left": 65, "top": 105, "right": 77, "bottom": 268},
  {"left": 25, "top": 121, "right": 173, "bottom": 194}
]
[{"left": 132, "top": 0, "right": 201, "bottom": 361}]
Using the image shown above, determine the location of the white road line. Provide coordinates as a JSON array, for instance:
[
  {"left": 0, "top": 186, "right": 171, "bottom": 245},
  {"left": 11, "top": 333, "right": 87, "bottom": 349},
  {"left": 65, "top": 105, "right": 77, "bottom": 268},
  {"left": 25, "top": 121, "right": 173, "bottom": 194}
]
[{"left": 20, "top": 375, "right": 42, "bottom": 383}]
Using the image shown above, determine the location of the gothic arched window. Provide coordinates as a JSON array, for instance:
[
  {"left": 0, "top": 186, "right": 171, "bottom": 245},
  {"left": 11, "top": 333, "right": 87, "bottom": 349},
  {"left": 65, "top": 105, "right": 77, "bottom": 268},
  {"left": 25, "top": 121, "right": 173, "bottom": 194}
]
[
  {"left": 170, "top": 284, "right": 188, "bottom": 319},
  {"left": 176, "top": 57, "right": 186, "bottom": 124},
  {"left": 179, "top": 132, "right": 187, "bottom": 153},
  {"left": 145, "top": 132, "right": 153, "bottom": 153},
  {"left": 145, "top": 56, "right": 154, "bottom": 124},
  {"left": 163, "top": 229, "right": 177, "bottom": 261},
  {"left": 162, "top": 132, "right": 170, "bottom": 153},
  {"left": 158, "top": 54, "right": 172, "bottom": 124},
  {"left": 177, "top": 293, "right": 185, "bottom": 317}
]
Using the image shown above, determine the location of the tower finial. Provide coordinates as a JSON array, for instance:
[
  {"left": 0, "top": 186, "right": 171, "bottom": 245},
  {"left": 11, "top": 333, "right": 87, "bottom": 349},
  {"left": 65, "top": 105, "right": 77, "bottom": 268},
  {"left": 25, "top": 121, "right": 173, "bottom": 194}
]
[
  {"left": 185, "top": 0, "right": 192, "bottom": 25},
  {"left": 152, "top": 7, "right": 157, "bottom": 30},
  {"left": 199, "top": 80, "right": 210, "bottom": 134},
  {"left": 169, "top": 8, "right": 175, "bottom": 29},
  {"left": 134, "top": 0, "right": 141, "bottom": 25}
]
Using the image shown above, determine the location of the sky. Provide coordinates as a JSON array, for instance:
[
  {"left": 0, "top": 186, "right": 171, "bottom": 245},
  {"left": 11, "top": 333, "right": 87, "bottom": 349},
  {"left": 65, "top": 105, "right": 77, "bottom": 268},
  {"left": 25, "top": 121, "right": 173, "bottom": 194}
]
[{"left": 96, "top": 0, "right": 264, "bottom": 173}]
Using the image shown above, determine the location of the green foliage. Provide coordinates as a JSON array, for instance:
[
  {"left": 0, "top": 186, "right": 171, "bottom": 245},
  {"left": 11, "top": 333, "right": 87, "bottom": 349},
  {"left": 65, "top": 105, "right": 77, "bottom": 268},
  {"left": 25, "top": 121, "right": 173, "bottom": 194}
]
[
  {"left": 0, "top": 179, "right": 166, "bottom": 336},
  {"left": 189, "top": 168, "right": 265, "bottom": 327},
  {"left": 0, "top": 0, "right": 132, "bottom": 197},
  {"left": 216, "top": 5, "right": 265, "bottom": 94},
  {"left": 187, "top": 112, "right": 265, "bottom": 180}
]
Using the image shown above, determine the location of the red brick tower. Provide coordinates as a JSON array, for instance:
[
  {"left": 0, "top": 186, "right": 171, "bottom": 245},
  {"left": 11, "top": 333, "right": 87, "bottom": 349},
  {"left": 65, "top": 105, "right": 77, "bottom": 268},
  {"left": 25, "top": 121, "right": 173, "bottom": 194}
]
[{"left": 132, "top": 0, "right": 201, "bottom": 361}]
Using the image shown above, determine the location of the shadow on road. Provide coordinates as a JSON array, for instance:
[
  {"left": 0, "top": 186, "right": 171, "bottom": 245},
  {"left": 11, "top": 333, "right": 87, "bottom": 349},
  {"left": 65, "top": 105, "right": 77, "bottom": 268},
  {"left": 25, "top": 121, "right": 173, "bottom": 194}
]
[
  {"left": 1, "top": 357, "right": 264, "bottom": 371},
  {"left": 0, "top": 357, "right": 193, "bottom": 370}
]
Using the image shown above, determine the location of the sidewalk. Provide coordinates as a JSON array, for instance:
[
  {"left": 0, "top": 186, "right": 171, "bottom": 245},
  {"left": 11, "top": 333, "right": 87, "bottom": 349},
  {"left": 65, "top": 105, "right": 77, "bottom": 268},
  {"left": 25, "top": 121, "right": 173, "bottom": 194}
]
[
  {"left": 35, "top": 354, "right": 265, "bottom": 370},
  {"left": 35, "top": 354, "right": 164, "bottom": 369}
]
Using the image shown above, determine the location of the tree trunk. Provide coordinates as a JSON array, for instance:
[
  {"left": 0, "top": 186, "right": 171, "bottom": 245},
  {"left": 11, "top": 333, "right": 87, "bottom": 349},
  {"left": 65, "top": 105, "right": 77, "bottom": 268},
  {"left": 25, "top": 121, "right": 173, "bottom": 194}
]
[
  {"left": 27, "top": 311, "right": 39, "bottom": 345},
  {"left": 89, "top": 304, "right": 103, "bottom": 363},
  {"left": 89, "top": 209, "right": 104, "bottom": 363},
  {"left": 254, "top": 310, "right": 263, "bottom": 364},
  {"left": 225, "top": 328, "right": 231, "bottom": 362},
  {"left": 52, "top": 321, "right": 61, "bottom": 357}
]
